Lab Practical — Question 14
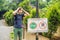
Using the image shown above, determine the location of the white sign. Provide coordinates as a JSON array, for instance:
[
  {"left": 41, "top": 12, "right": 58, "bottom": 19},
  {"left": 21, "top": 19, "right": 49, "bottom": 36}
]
[{"left": 27, "top": 18, "right": 48, "bottom": 33}]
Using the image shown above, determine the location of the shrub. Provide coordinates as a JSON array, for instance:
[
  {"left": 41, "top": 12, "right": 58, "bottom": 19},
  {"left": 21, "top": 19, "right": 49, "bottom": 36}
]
[
  {"left": 3, "top": 10, "right": 14, "bottom": 26},
  {"left": 10, "top": 31, "right": 14, "bottom": 40},
  {"left": 40, "top": 2, "right": 60, "bottom": 38}
]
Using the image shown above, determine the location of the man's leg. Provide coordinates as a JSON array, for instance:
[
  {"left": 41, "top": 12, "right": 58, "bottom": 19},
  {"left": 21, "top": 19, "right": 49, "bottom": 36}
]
[
  {"left": 14, "top": 28, "right": 18, "bottom": 40},
  {"left": 19, "top": 28, "right": 23, "bottom": 40}
]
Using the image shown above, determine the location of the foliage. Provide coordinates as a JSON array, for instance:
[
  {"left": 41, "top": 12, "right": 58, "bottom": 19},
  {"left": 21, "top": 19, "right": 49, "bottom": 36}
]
[
  {"left": 3, "top": 10, "right": 14, "bottom": 26},
  {"left": 30, "top": 0, "right": 48, "bottom": 9},
  {"left": 30, "top": 8, "right": 36, "bottom": 17},
  {"left": 0, "top": 0, "right": 18, "bottom": 19},
  {"left": 7, "top": 2, "right": 18, "bottom": 10},
  {"left": 39, "top": 1, "right": 60, "bottom": 38},
  {"left": 0, "top": 0, "right": 18, "bottom": 11},
  {"left": 18, "top": 0, "right": 32, "bottom": 12},
  {"left": 10, "top": 31, "right": 14, "bottom": 40}
]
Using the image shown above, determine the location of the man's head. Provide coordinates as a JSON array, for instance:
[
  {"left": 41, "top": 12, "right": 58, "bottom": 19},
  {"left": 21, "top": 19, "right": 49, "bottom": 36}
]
[{"left": 17, "top": 7, "right": 23, "bottom": 13}]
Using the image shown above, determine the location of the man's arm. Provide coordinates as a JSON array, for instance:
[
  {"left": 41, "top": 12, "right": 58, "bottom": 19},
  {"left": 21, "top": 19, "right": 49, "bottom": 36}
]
[
  {"left": 13, "top": 10, "right": 17, "bottom": 15},
  {"left": 23, "top": 9, "right": 29, "bottom": 16}
]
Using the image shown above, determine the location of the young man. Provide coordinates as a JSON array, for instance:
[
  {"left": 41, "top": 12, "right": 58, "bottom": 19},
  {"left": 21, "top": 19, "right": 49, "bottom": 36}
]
[{"left": 13, "top": 7, "right": 29, "bottom": 40}]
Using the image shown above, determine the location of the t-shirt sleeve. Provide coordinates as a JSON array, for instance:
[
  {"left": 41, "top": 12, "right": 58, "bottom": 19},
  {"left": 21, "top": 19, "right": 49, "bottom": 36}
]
[
  {"left": 14, "top": 15, "right": 17, "bottom": 20},
  {"left": 22, "top": 14, "right": 25, "bottom": 17}
]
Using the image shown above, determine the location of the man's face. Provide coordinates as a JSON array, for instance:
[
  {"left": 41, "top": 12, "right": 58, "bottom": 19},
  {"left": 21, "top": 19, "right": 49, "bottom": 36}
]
[{"left": 18, "top": 9, "right": 23, "bottom": 13}]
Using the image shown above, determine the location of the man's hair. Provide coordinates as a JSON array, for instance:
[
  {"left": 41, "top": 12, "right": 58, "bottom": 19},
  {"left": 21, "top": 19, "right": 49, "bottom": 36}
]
[
  {"left": 18, "top": 7, "right": 23, "bottom": 12},
  {"left": 18, "top": 7, "right": 22, "bottom": 12},
  {"left": 19, "top": 7, "right": 22, "bottom": 10}
]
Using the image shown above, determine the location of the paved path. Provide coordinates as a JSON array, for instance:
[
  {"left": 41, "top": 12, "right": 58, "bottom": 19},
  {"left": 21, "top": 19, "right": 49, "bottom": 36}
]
[
  {"left": 0, "top": 19, "right": 12, "bottom": 40},
  {"left": 26, "top": 32, "right": 49, "bottom": 40}
]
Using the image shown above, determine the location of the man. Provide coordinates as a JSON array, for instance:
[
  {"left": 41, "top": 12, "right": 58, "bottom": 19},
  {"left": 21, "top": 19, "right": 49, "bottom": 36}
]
[{"left": 13, "top": 7, "right": 29, "bottom": 40}]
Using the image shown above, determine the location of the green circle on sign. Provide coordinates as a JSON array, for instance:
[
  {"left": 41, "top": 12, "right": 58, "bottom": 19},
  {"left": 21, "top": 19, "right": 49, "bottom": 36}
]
[{"left": 30, "top": 22, "right": 37, "bottom": 29}]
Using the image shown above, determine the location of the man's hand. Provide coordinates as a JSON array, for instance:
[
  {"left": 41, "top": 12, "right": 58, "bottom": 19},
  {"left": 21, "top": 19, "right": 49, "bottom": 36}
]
[
  {"left": 17, "top": 7, "right": 21, "bottom": 11},
  {"left": 24, "top": 12, "right": 29, "bottom": 16},
  {"left": 13, "top": 7, "right": 21, "bottom": 15},
  {"left": 13, "top": 10, "right": 17, "bottom": 15}
]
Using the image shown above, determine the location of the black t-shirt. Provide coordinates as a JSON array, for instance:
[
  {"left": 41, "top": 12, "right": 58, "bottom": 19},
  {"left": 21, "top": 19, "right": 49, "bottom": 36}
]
[{"left": 14, "top": 13, "right": 24, "bottom": 28}]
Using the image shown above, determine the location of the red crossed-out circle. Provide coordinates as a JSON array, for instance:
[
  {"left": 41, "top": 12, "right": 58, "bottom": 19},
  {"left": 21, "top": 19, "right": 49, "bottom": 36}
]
[{"left": 39, "top": 20, "right": 46, "bottom": 29}]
